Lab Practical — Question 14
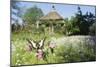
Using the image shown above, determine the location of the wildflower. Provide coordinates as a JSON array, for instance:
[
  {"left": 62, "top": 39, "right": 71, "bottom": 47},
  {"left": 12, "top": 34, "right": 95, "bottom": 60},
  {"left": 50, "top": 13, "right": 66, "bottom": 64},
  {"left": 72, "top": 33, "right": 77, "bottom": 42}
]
[
  {"left": 48, "top": 41, "right": 56, "bottom": 48},
  {"left": 36, "top": 49, "right": 44, "bottom": 60},
  {"left": 48, "top": 41, "right": 56, "bottom": 53},
  {"left": 16, "top": 62, "right": 18, "bottom": 65},
  {"left": 16, "top": 53, "right": 19, "bottom": 57},
  {"left": 11, "top": 43, "right": 16, "bottom": 52},
  {"left": 18, "top": 64, "right": 21, "bottom": 65},
  {"left": 20, "top": 47, "right": 23, "bottom": 50},
  {"left": 17, "top": 60, "right": 20, "bottom": 63}
]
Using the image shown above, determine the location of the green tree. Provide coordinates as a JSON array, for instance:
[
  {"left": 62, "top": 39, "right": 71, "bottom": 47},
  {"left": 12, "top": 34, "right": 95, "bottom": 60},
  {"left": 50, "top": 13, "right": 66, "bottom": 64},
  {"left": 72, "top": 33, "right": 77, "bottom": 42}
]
[
  {"left": 64, "top": 7, "right": 83, "bottom": 35},
  {"left": 71, "top": 6, "right": 96, "bottom": 35},
  {"left": 79, "top": 12, "right": 96, "bottom": 35},
  {"left": 11, "top": 1, "right": 21, "bottom": 22},
  {"left": 64, "top": 18, "right": 73, "bottom": 35},
  {"left": 89, "top": 22, "right": 96, "bottom": 35},
  {"left": 65, "top": 6, "right": 96, "bottom": 35},
  {"left": 69, "top": 16, "right": 80, "bottom": 35},
  {"left": 11, "top": 1, "right": 22, "bottom": 32},
  {"left": 23, "top": 6, "right": 44, "bottom": 25}
]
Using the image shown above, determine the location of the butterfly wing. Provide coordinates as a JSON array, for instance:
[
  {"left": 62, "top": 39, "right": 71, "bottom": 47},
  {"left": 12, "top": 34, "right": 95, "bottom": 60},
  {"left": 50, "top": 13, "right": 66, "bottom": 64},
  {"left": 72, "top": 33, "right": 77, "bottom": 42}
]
[
  {"left": 39, "top": 37, "right": 46, "bottom": 49},
  {"left": 39, "top": 39, "right": 44, "bottom": 48},
  {"left": 27, "top": 39, "right": 37, "bottom": 49}
]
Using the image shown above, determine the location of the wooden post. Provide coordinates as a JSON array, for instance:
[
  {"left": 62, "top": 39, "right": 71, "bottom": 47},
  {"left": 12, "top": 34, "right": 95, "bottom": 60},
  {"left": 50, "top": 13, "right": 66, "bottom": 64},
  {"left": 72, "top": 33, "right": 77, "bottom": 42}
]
[
  {"left": 51, "top": 23, "right": 54, "bottom": 33},
  {"left": 36, "top": 20, "right": 39, "bottom": 29}
]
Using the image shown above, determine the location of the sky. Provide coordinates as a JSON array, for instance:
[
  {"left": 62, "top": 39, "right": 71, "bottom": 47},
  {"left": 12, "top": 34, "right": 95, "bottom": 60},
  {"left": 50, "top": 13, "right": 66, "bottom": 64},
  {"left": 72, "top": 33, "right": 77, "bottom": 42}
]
[{"left": 12, "top": 1, "right": 96, "bottom": 24}]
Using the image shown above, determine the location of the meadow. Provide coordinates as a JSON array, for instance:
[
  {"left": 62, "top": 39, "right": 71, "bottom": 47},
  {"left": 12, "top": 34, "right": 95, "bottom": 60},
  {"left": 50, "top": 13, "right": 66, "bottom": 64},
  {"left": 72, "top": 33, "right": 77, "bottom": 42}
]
[{"left": 11, "top": 31, "right": 96, "bottom": 66}]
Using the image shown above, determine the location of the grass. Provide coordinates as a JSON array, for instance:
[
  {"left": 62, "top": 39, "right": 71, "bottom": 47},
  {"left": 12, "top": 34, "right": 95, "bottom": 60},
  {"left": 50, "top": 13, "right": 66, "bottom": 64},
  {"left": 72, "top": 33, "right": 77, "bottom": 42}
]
[{"left": 11, "top": 31, "right": 96, "bottom": 66}]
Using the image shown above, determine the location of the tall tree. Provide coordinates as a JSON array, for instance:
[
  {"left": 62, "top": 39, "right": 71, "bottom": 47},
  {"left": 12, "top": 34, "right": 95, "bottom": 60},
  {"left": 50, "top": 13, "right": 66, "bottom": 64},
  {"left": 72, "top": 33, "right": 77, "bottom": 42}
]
[
  {"left": 89, "top": 22, "right": 96, "bottom": 35},
  {"left": 23, "top": 6, "right": 44, "bottom": 25},
  {"left": 11, "top": 1, "right": 21, "bottom": 23},
  {"left": 74, "top": 6, "right": 95, "bottom": 35},
  {"left": 69, "top": 16, "right": 80, "bottom": 35},
  {"left": 11, "top": 1, "right": 24, "bottom": 32},
  {"left": 68, "top": 6, "right": 96, "bottom": 35}
]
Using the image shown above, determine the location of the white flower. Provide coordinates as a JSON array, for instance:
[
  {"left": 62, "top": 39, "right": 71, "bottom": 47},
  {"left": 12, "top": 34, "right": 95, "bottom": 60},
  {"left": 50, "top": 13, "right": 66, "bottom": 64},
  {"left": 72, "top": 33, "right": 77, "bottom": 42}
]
[
  {"left": 18, "top": 64, "right": 21, "bottom": 65},
  {"left": 17, "top": 59, "right": 20, "bottom": 63},
  {"left": 16, "top": 53, "right": 19, "bottom": 57},
  {"left": 11, "top": 43, "right": 16, "bottom": 52}
]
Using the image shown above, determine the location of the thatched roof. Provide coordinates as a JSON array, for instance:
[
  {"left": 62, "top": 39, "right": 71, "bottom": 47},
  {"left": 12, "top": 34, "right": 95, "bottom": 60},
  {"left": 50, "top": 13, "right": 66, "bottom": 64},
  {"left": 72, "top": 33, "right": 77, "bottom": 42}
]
[{"left": 40, "top": 11, "right": 63, "bottom": 20}]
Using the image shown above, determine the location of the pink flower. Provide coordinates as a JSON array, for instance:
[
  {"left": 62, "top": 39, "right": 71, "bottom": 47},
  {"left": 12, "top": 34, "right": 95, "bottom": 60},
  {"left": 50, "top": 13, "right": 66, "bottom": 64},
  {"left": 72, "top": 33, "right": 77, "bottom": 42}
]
[{"left": 36, "top": 49, "right": 43, "bottom": 60}]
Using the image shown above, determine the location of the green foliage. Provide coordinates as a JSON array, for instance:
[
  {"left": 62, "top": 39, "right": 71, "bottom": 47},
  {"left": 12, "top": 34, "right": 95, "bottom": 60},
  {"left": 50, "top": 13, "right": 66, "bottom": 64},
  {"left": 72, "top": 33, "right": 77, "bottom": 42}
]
[
  {"left": 75, "top": 7, "right": 96, "bottom": 35},
  {"left": 11, "top": 22, "right": 22, "bottom": 32},
  {"left": 23, "top": 5, "right": 44, "bottom": 24},
  {"left": 89, "top": 23, "right": 96, "bottom": 35},
  {"left": 64, "top": 7, "right": 96, "bottom": 35},
  {"left": 55, "top": 41, "right": 95, "bottom": 63},
  {"left": 11, "top": 31, "right": 96, "bottom": 66},
  {"left": 64, "top": 17, "right": 80, "bottom": 35},
  {"left": 64, "top": 18, "right": 72, "bottom": 35},
  {"left": 11, "top": 1, "right": 24, "bottom": 32},
  {"left": 11, "top": 1, "right": 22, "bottom": 20}
]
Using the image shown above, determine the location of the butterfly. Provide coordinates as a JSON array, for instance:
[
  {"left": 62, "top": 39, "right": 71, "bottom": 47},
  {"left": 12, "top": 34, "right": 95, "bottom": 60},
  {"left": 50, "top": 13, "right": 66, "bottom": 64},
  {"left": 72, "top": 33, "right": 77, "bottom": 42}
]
[{"left": 26, "top": 37, "right": 46, "bottom": 51}]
